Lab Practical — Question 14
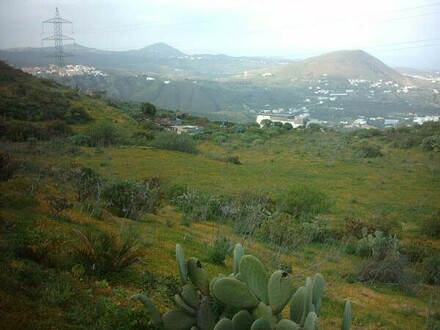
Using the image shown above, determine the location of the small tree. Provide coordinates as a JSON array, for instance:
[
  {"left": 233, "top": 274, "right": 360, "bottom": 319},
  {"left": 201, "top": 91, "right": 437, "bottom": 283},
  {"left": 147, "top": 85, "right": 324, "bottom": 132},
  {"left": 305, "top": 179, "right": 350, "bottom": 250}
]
[
  {"left": 68, "top": 165, "right": 101, "bottom": 202},
  {"left": 260, "top": 119, "right": 272, "bottom": 128},
  {"left": 140, "top": 102, "right": 157, "bottom": 118}
]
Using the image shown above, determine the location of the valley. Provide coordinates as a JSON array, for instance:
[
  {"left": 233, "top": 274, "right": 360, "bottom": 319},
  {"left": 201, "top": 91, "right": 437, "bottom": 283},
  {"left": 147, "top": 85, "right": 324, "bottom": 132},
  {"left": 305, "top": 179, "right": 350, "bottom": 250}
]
[{"left": 3, "top": 43, "right": 438, "bottom": 126}]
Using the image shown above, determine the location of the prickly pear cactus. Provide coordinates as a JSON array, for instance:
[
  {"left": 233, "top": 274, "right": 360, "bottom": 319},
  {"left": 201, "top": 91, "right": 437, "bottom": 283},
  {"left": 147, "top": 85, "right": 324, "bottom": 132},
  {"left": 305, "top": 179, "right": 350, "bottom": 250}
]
[
  {"left": 132, "top": 243, "right": 352, "bottom": 330},
  {"left": 268, "top": 270, "right": 293, "bottom": 315},
  {"left": 239, "top": 255, "right": 269, "bottom": 304}
]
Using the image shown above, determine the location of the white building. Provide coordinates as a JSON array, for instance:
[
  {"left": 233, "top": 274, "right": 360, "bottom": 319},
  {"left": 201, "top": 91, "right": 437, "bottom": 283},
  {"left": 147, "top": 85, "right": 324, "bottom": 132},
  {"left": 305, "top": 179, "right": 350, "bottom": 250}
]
[{"left": 256, "top": 114, "right": 306, "bottom": 128}]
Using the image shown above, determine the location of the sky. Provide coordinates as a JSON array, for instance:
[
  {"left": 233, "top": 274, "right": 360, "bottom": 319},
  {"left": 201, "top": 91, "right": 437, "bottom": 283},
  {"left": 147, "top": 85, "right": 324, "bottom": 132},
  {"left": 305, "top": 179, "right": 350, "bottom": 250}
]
[{"left": 1, "top": 0, "right": 440, "bottom": 69}]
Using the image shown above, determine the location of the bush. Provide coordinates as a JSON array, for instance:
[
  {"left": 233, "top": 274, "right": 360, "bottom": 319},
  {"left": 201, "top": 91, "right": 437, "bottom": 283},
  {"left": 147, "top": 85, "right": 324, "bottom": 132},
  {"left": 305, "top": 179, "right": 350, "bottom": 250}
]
[
  {"left": 420, "top": 209, "right": 440, "bottom": 238},
  {"left": 0, "top": 151, "right": 16, "bottom": 181},
  {"left": 424, "top": 255, "right": 440, "bottom": 285},
  {"left": 1, "top": 121, "right": 47, "bottom": 141},
  {"left": 72, "top": 226, "right": 144, "bottom": 276},
  {"left": 67, "top": 165, "right": 101, "bottom": 202},
  {"left": 226, "top": 155, "right": 241, "bottom": 165},
  {"left": 401, "top": 241, "right": 435, "bottom": 263},
  {"left": 280, "top": 185, "right": 333, "bottom": 218},
  {"left": 357, "top": 254, "right": 407, "bottom": 284},
  {"left": 302, "top": 217, "right": 333, "bottom": 243},
  {"left": 422, "top": 135, "right": 440, "bottom": 152},
  {"left": 65, "top": 104, "right": 91, "bottom": 124},
  {"left": 103, "top": 179, "right": 162, "bottom": 220},
  {"left": 151, "top": 131, "right": 198, "bottom": 154},
  {"left": 42, "top": 120, "right": 72, "bottom": 138},
  {"left": 344, "top": 217, "right": 372, "bottom": 238},
  {"left": 354, "top": 143, "right": 383, "bottom": 158},
  {"left": 131, "top": 130, "right": 154, "bottom": 145},
  {"left": 173, "top": 189, "right": 225, "bottom": 222},
  {"left": 68, "top": 134, "right": 91, "bottom": 146},
  {"left": 257, "top": 212, "right": 299, "bottom": 247},
  {"left": 223, "top": 192, "right": 274, "bottom": 236},
  {"left": 207, "top": 236, "right": 232, "bottom": 265},
  {"left": 86, "top": 122, "right": 122, "bottom": 147}
]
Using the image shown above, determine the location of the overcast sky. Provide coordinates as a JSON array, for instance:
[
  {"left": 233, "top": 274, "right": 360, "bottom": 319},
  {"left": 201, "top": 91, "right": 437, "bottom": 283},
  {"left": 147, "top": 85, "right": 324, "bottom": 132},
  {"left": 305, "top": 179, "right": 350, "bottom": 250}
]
[{"left": 1, "top": 0, "right": 440, "bottom": 68}]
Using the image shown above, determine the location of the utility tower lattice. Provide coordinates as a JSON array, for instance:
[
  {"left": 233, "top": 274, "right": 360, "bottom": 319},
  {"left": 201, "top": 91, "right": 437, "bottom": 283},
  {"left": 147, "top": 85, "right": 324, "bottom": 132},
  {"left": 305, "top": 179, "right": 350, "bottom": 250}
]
[{"left": 42, "top": 7, "right": 74, "bottom": 69}]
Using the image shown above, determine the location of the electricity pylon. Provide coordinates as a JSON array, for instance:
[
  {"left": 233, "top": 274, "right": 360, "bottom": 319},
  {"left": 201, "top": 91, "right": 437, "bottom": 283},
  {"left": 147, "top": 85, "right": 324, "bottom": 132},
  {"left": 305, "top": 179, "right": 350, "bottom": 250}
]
[{"left": 42, "top": 7, "right": 74, "bottom": 69}]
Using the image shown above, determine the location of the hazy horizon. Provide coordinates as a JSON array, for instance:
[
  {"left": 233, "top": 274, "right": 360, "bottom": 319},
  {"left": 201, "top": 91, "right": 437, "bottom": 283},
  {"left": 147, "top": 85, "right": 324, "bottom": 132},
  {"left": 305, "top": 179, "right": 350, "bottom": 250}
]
[{"left": 1, "top": 0, "right": 440, "bottom": 69}]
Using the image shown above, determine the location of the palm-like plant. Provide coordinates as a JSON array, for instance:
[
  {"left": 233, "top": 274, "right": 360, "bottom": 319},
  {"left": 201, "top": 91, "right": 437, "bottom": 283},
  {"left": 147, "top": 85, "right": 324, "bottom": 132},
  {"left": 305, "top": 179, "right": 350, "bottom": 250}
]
[{"left": 72, "top": 226, "right": 144, "bottom": 275}]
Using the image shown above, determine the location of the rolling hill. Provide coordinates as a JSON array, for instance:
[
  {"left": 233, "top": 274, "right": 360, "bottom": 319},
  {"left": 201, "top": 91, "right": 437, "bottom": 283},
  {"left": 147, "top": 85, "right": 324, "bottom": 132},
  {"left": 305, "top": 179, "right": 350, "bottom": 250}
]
[{"left": 238, "top": 50, "right": 414, "bottom": 86}]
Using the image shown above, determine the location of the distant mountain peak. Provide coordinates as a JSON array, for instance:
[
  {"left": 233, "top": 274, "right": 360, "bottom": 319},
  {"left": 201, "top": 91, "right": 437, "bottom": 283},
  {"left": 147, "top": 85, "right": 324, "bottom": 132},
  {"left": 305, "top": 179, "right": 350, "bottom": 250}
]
[
  {"left": 297, "top": 49, "right": 408, "bottom": 83},
  {"left": 133, "top": 43, "right": 186, "bottom": 57},
  {"left": 245, "top": 49, "right": 412, "bottom": 85}
]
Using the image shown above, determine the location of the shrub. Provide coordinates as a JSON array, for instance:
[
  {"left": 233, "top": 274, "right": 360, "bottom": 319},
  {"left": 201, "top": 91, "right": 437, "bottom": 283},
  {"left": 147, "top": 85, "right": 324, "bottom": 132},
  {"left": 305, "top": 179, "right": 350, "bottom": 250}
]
[
  {"left": 1, "top": 121, "right": 47, "bottom": 141},
  {"left": 86, "top": 122, "right": 122, "bottom": 147},
  {"left": 422, "top": 135, "right": 440, "bottom": 152},
  {"left": 302, "top": 217, "right": 332, "bottom": 243},
  {"left": 357, "top": 254, "right": 407, "bottom": 284},
  {"left": 42, "top": 120, "right": 71, "bottom": 138},
  {"left": 280, "top": 184, "right": 333, "bottom": 218},
  {"left": 67, "top": 164, "right": 101, "bottom": 201},
  {"left": 68, "top": 134, "right": 91, "bottom": 146},
  {"left": 131, "top": 130, "right": 154, "bottom": 145},
  {"left": 420, "top": 209, "right": 440, "bottom": 238},
  {"left": 207, "top": 236, "right": 232, "bottom": 265},
  {"left": 370, "top": 212, "right": 401, "bottom": 235},
  {"left": 65, "top": 104, "right": 91, "bottom": 124},
  {"left": 257, "top": 212, "right": 299, "bottom": 247},
  {"left": 72, "top": 226, "right": 144, "bottom": 276},
  {"left": 226, "top": 155, "right": 241, "bottom": 165},
  {"left": 151, "top": 131, "right": 198, "bottom": 154},
  {"left": 424, "top": 255, "right": 440, "bottom": 285},
  {"left": 0, "top": 151, "right": 16, "bottom": 181},
  {"left": 172, "top": 189, "right": 225, "bottom": 222},
  {"left": 354, "top": 142, "right": 383, "bottom": 158},
  {"left": 401, "top": 241, "right": 435, "bottom": 263},
  {"left": 102, "top": 179, "right": 162, "bottom": 220},
  {"left": 43, "top": 194, "right": 72, "bottom": 218},
  {"left": 344, "top": 217, "right": 372, "bottom": 238},
  {"left": 223, "top": 191, "right": 274, "bottom": 236}
]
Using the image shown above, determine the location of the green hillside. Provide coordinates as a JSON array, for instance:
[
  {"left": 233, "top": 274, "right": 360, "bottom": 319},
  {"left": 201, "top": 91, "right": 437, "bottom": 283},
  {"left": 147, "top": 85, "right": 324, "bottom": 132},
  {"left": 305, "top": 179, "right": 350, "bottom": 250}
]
[{"left": 1, "top": 62, "right": 440, "bottom": 329}]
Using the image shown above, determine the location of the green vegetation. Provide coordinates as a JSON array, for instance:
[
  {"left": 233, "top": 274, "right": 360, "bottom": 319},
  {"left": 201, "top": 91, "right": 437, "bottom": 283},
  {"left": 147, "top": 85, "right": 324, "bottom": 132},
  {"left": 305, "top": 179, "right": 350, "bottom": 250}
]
[{"left": 1, "top": 61, "right": 439, "bottom": 329}]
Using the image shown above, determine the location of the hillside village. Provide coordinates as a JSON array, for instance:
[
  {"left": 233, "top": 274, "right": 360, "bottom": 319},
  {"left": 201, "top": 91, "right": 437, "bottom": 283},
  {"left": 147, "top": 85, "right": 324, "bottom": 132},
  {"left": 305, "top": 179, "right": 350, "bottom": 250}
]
[
  {"left": 250, "top": 72, "right": 439, "bottom": 129},
  {"left": 18, "top": 64, "right": 440, "bottom": 130}
]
